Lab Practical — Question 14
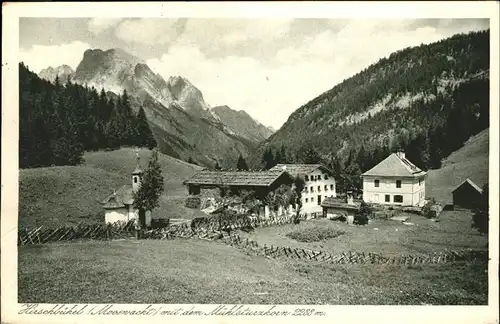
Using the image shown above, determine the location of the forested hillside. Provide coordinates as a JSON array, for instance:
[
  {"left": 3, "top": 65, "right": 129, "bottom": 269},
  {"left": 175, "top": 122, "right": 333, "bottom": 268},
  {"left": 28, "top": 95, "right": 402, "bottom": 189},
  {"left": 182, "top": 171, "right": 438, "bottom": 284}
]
[
  {"left": 253, "top": 30, "right": 490, "bottom": 192},
  {"left": 19, "top": 63, "right": 156, "bottom": 168}
]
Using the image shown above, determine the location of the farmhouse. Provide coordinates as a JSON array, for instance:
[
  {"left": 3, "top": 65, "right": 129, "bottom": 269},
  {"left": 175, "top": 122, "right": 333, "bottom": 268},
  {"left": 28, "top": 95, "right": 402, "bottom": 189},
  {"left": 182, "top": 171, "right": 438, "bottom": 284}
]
[
  {"left": 452, "top": 178, "right": 484, "bottom": 210},
  {"left": 270, "top": 164, "right": 337, "bottom": 215},
  {"left": 361, "top": 152, "right": 427, "bottom": 207},
  {"left": 183, "top": 168, "right": 295, "bottom": 217},
  {"left": 101, "top": 154, "right": 151, "bottom": 227}
]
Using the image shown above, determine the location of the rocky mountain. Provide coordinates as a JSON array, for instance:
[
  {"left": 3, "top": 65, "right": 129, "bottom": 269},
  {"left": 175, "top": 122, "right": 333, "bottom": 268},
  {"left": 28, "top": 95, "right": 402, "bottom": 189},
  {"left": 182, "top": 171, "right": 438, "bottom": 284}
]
[
  {"left": 38, "top": 65, "right": 74, "bottom": 83},
  {"left": 212, "top": 105, "right": 274, "bottom": 143},
  {"left": 251, "top": 30, "right": 490, "bottom": 174},
  {"left": 38, "top": 48, "right": 271, "bottom": 168}
]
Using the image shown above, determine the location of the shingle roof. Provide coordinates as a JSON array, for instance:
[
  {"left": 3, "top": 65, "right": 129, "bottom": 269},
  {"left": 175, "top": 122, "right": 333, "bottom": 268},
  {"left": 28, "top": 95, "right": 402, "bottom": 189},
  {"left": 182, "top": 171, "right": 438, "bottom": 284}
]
[
  {"left": 270, "top": 164, "right": 334, "bottom": 177},
  {"left": 183, "top": 169, "right": 293, "bottom": 187},
  {"left": 361, "top": 153, "right": 426, "bottom": 177},
  {"left": 102, "top": 185, "right": 134, "bottom": 209},
  {"left": 321, "top": 196, "right": 360, "bottom": 209},
  {"left": 452, "top": 178, "right": 484, "bottom": 194}
]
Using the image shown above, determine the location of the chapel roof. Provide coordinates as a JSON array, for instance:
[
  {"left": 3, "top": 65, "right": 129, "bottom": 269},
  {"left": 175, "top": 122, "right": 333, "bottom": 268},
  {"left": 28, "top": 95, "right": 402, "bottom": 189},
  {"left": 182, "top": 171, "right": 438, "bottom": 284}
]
[{"left": 101, "top": 185, "right": 134, "bottom": 209}]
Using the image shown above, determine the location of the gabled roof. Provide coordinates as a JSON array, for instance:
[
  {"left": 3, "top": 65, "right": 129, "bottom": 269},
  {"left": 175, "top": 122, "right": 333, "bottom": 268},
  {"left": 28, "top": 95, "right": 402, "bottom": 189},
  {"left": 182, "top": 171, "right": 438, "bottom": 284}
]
[
  {"left": 270, "top": 164, "right": 334, "bottom": 177},
  {"left": 321, "top": 196, "right": 360, "bottom": 209},
  {"left": 452, "top": 178, "right": 484, "bottom": 194},
  {"left": 102, "top": 185, "right": 134, "bottom": 209},
  {"left": 183, "top": 169, "right": 293, "bottom": 187},
  {"left": 362, "top": 153, "right": 426, "bottom": 177}
]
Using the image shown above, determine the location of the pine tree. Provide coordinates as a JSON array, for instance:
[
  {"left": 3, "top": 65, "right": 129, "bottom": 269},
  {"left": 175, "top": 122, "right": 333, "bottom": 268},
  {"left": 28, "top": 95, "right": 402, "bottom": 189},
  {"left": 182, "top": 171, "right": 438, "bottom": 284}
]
[
  {"left": 236, "top": 154, "right": 249, "bottom": 171},
  {"left": 279, "top": 145, "right": 287, "bottom": 163},
  {"left": 293, "top": 175, "right": 306, "bottom": 224},
  {"left": 262, "top": 148, "right": 276, "bottom": 170},
  {"left": 135, "top": 107, "right": 157, "bottom": 149},
  {"left": 133, "top": 149, "right": 165, "bottom": 225}
]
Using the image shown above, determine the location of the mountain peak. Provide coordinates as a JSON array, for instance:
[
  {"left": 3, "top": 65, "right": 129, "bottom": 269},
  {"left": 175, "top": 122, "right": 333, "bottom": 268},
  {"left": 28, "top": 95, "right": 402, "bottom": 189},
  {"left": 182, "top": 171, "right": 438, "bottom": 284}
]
[
  {"left": 212, "top": 105, "right": 274, "bottom": 142},
  {"left": 167, "top": 75, "right": 210, "bottom": 113},
  {"left": 38, "top": 64, "right": 75, "bottom": 83}
]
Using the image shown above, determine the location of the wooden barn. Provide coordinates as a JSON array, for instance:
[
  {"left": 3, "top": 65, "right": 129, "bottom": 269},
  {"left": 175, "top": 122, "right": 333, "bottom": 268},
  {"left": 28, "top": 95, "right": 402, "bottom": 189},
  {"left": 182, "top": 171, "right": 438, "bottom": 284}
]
[
  {"left": 452, "top": 178, "right": 484, "bottom": 210},
  {"left": 183, "top": 168, "right": 294, "bottom": 199},
  {"left": 183, "top": 168, "right": 295, "bottom": 218}
]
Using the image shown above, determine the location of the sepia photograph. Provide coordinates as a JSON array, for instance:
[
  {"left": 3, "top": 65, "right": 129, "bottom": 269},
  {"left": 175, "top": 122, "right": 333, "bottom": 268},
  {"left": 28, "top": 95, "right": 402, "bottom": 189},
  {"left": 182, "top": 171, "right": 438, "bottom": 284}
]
[{"left": 2, "top": 2, "right": 499, "bottom": 324}]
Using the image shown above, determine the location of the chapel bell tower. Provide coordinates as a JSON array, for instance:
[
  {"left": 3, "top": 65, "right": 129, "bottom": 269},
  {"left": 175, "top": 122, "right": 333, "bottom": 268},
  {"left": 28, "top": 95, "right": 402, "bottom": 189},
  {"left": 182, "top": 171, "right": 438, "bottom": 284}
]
[{"left": 132, "top": 148, "right": 143, "bottom": 193}]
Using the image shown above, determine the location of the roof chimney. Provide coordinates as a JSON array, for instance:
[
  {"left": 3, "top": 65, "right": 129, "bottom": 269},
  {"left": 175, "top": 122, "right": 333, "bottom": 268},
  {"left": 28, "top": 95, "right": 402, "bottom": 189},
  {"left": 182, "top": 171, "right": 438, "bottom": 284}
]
[
  {"left": 396, "top": 151, "right": 405, "bottom": 159},
  {"left": 282, "top": 165, "right": 287, "bottom": 171}
]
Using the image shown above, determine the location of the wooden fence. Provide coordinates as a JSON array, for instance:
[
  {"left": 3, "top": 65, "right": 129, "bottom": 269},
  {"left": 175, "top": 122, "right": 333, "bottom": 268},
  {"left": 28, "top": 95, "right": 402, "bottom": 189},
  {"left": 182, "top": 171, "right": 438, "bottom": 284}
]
[
  {"left": 18, "top": 220, "right": 136, "bottom": 245},
  {"left": 217, "top": 231, "right": 489, "bottom": 266},
  {"left": 19, "top": 216, "right": 488, "bottom": 266}
]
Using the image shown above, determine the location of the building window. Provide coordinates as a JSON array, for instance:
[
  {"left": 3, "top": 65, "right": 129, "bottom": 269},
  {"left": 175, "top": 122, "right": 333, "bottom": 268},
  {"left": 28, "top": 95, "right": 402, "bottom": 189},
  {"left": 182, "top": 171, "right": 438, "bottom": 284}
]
[
  {"left": 330, "top": 184, "right": 334, "bottom": 190},
  {"left": 324, "top": 185, "right": 328, "bottom": 191},
  {"left": 305, "top": 175, "right": 309, "bottom": 181},
  {"left": 396, "top": 180, "right": 402, "bottom": 188},
  {"left": 385, "top": 195, "right": 390, "bottom": 202},
  {"left": 310, "top": 186, "right": 314, "bottom": 192},
  {"left": 311, "top": 197, "right": 314, "bottom": 202},
  {"left": 134, "top": 177, "right": 138, "bottom": 183},
  {"left": 324, "top": 175, "right": 329, "bottom": 180},
  {"left": 419, "top": 178, "right": 422, "bottom": 186},
  {"left": 394, "top": 195, "right": 403, "bottom": 203},
  {"left": 374, "top": 179, "right": 380, "bottom": 187},
  {"left": 318, "top": 175, "right": 322, "bottom": 181},
  {"left": 305, "top": 198, "right": 309, "bottom": 203},
  {"left": 318, "top": 186, "right": 321, "bottom": 192}
]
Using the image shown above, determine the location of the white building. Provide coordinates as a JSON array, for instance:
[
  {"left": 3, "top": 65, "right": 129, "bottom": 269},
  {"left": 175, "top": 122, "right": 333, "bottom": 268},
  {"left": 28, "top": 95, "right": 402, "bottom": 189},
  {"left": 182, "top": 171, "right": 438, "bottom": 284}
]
[
  {"left": 101, "top": 153, "right": 152, "bottom": 227},
  {"left": 361, "top": 152, "right": 427, "bottom": 207},
  {"left": 270, "top": 164, "right": 336, "bottom": 215}
]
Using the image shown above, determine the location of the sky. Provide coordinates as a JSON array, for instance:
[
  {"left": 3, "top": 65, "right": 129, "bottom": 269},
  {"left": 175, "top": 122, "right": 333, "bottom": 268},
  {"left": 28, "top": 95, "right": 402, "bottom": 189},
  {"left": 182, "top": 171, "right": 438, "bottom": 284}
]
[{"left": 19, "top": 18, "right": 489, "bottom": 129}]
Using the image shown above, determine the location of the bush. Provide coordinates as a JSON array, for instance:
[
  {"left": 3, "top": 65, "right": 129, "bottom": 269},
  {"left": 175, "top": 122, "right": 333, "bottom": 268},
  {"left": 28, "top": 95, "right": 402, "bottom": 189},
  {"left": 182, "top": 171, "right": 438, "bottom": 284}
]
[
  {"left": 472, "top": 210, "right": 488, "bottom": 234},
  {"left": 354, "top": 201, "right": 373, "bottom": 225},
  {"left": 286, "top": 226, "right": 346, "bottom": 242},
  {"left": 472, "top": 183, "right": 488, "bottom": 234},
  {"left": 354, "top": 213, "right": 369, "bottom": 225},
  {"left": 422, "top": 197, "right": 437, "bottom": 218}
]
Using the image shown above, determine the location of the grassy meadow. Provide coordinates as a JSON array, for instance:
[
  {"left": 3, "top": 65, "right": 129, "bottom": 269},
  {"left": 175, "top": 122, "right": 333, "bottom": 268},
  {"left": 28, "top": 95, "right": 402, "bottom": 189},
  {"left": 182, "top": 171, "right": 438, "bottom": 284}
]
[
  {"left": 19, "top": 148, "right": 204, "bottom": 228},
  {"left": 19, "top": 238, "right": 488, "bottom": 305},
  {"left": 238, "top": 210, "right": 488, "bottom": 257},
  {"left": 426, "top": 128, "right": 489, "bottom": 204}
]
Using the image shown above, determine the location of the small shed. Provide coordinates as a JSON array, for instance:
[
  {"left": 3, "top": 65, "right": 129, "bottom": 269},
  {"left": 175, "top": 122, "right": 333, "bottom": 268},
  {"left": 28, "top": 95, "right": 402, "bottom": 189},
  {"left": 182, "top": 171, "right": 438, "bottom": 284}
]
[
  {"left": 321, "top": 196, "right": 360, "bottom": 219},
  {"left": 452, "top": 178, "right": 484, "bottom": 210}
]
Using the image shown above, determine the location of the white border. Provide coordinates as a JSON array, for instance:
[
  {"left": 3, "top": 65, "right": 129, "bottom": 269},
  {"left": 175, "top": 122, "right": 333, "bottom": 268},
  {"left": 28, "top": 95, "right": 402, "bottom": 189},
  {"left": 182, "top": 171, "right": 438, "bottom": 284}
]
[{"left": 2, "top": 2, "right": 499, "bottom": 324}]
